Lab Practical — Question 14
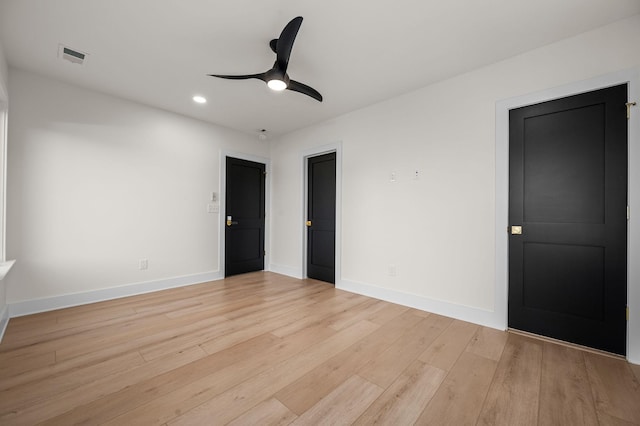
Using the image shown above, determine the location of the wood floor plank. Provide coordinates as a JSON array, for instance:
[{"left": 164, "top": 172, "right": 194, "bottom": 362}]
[
  {"left": 54, "top": 311, "right": 227, "bottom": 362},
  {"left": 1, "top": 272, "right": 639, "bottom": 425},
  {"left": 538, "top": 342, "right": 599, "bottom": 426},
  {"left": 417, "top": 351, "right": 498, "bottom": 425},
  {"left": 101, "top": 324, "right": 339, "bottom": 425},
  {"left": 135, "top": 296, "right": 319, "bottom": 361},
  {"left": 200, "top": 282, "right": 329, "bottom": 322},
  {"left": 289, "top": 375, "right": 383, "bottom": 426},
  {"left": 364, "top": 302, "right": 409, "bottom": 325},
  {"left": 45, "top": 332, "right": 287, "bottom": 425},
  {"left": 477, "top": 333, "right": 543, "bottom": 426},
  {"left": 270, "top": 294, "right": 369, "bottom": 337},
  {"left": 1, "top": 307, "right": 194, "bottom": 361},
  {"left": 0, "top": 350, "right": 145, "bottom": 417},
  {"left": 358, "top": 313, "right": 451, "bottom": 388},
  {"left": 1, "top": 346, "right": 206, "bottom": 425},
  {"left": 227, "top": 398, "right": 298, "bottom": 426},
  {"left": 275, "top": 309, "right": 424, "bottom": 415},
  {"left": 466, "top": 326, "right": 509, "bottom": 361},
  {"left": 418, "top": 318, "right": 478, "bottom": 371},
  {"left": 0, "top": 306, "right": 164, "bottom": 353},
  {"left": 596, "top": 410, "right": 640, "bottom": 426},
  {"left": 354, "top": 360, "right": 446, "bottom": 425},
  {"left": 198, "top": 291, "right": 351, "bottom": 356},
  {"left": 1, "top": 307, "right": 139, "bottom": 346},
  {"left": 327, "top": 298, "right": 387, "bottom": 331},
  {"left": 3, "top": 334, "right": 179, "bottom": 393},
  {"left": 584, "top": 352, "right": 640, "bottom": 424},
  {"left": 0, "top": 351, "right": 56, "bottom": 385},
  {"left": 631, "top": 362, "right": 640, "bottom": 383},
  {"left": 167, "top": 320, "right": 380, "bottom": 425}
]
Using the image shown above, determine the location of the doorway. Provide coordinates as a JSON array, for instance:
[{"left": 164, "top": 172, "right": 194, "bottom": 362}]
[
  {"left": 306, "top": 152, "right": 336, "bottom": 284},
  {"left": 224, "top": 156, "right": 266, "bottom": 277},
  {"left": 508, "top": 84, "right": 628, "bottom": 355}
]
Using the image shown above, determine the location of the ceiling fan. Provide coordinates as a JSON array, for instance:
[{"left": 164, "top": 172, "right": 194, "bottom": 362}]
[{"left": 208, "top": 16, "right": 323, "bottom": 102}]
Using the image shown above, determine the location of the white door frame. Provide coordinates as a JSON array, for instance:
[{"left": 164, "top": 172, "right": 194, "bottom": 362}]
[
  {"left": 495, "top": 68, "right": 640, "bottom": 362},
  {"left": 219, "top": 150, "right": 271, "bottom": 278},
  {"left": 301, "top": 142, "right": 342, "bottom": 283}
]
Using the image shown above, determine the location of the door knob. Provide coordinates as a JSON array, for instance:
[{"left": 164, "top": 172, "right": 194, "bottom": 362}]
[
  {"left": 226, "top": 216, "right": 238, "bottom": 226},
  {"left": 511, "top": 225, "right": 522, "bottom": 235},
  {"left": 306, "top": 220, "right": 312, "bottom": 227}
]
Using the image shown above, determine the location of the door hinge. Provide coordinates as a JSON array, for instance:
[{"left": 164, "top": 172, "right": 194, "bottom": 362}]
[
  {"left": 628, "top": 205, "right": 631, "bottom": 221},
  {"left": 626, "top": 101, "right": 637, "bottom": 120},
  {"left": 627, "top": 306, "right": 630, "bottom": 321}
]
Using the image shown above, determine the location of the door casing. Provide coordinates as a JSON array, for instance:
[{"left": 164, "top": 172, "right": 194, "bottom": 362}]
[{"left": 496, "top": 69, "right": 640, "bottom": 362}]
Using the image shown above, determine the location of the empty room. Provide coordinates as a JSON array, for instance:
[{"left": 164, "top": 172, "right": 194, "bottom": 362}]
[{"left": 0, "top": 1, "right": 639, "bottom": 424}]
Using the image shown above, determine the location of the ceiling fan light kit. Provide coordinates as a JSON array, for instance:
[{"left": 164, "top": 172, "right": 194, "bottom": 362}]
[
  {"left": 209, "top": 16, "right": 323, "bottom": 102},
  {"left": 265, "top": 68, "right": 289, "bottom": 91}
]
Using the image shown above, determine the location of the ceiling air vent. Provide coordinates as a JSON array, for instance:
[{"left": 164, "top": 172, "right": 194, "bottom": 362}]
[{"left": 58, "top": 44, "right": 88, "bottom": 66}]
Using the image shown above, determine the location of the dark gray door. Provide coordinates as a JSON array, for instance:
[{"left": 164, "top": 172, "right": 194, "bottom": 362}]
[
  {"left": 307, "top": 152, "right": 336, "bottom": 284},
  {"left": 508, "top": 84, "right": 628, "bottom": 355},
  {"left": 225, "top": 157, "right": 265, "bottom": 277}
]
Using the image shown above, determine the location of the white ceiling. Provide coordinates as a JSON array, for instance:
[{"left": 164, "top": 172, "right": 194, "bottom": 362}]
[{"left": 1, "top": 0, "right": 640, "bottom": 137}]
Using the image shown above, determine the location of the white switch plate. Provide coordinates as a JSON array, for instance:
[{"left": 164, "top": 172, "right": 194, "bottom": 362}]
[
  {"left": 139, "top": 259, "right": 148, "bottom": 270},
  {"left": 207, "top": 203, "right": 219, "bottom": 213},
  {"left": 210, "top": 192, "right": 217, "bottom": 202}
]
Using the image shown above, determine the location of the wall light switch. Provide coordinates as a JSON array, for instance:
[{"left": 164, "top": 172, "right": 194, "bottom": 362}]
[
  {"left": 207, "top": 203, "right": 219, "bottom": 213},
  {"left": 139, "top": 259, "right": 148, "bottom": 270},
  {"left": 211, "top": 192, "right": 217, "bottom": 202}
]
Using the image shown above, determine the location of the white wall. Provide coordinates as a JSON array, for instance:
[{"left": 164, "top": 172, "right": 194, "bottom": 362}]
[
  {"left": 6, "top": 69, "right": 268, "bottom": 310},
  {"left": 270, "top": 15, "right": 640, "bottom": 334},
  {"left": 0, "top": 45, "right": 7, "bottom": 93}
]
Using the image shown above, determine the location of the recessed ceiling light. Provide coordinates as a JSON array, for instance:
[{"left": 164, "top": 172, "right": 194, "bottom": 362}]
[{"left": 193, "top": 95, "right": 207, "bottom": 104}]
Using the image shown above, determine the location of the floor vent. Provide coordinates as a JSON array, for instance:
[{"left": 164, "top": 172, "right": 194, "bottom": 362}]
[{"left": 58, "top": 44, "right": 88, "bottom": 66}]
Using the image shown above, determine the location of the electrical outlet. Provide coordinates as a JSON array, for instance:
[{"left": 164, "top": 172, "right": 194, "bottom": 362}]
[
  {"left": 139, "top": 259, "right": 148, "bottom": 270},
  {"left": 388, "top": 264, "right": 397, "bottom": 277},
  {"left": 390, "top": 172, "right": 397, "bottom": 182}
]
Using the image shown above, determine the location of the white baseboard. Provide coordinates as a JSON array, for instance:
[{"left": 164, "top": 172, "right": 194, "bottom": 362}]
[
  {"left": 268, "top": 263, "right": 303, "bottom": 279},
  {"left": 337, "top": 278, "right": 505, "bottom": 331},
  {"left": 8, "top": 270, "right": 224, "bottom": 318},
  {"left": 266, "top": 266, "right": 504, "bottom": 331},
  {"left": 0, "top": 304, "right": 8, "bottom": 342}
]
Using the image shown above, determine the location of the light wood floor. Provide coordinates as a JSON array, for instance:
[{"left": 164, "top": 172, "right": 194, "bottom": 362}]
[{"left": 1, "top": 272, "right": 639, "bottom": 425}]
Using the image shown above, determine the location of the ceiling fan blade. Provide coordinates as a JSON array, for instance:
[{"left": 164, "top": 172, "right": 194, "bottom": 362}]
[
  {"left": 208, "top": 73, "right": 266, "bottom": 81},
  {"left": 269, "top": 39, "right": 278, "bottom": 54},
  {"left": 276, "top": 16, "right": 303, "bottom": 72},
  {"left": 287, "top": 80, "right": 323, "bottom": 102}
]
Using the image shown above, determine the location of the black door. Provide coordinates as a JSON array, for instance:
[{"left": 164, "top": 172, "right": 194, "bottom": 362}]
[
  {"left": 509, "top": 85, "right": 628, "bottom": 355},
  {"left": 307, "top": 152, "right": 336, "bottom": 284},
  {"left": 225, "top": 157, "right": 265, "bottom": 277}
]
